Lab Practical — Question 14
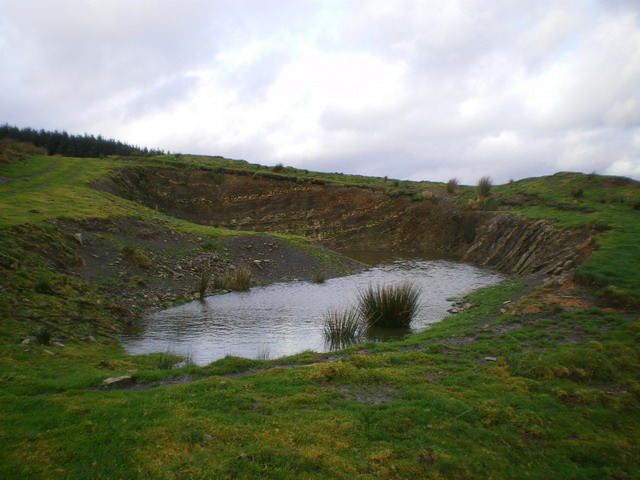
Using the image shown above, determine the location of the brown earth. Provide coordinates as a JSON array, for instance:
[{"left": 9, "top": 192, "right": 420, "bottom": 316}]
[
  {"left": 51, "top": 217, "right": 359, "bottom": 319},
  {"left": 94, "top": 166, "right": 593, "bottom": 278}
]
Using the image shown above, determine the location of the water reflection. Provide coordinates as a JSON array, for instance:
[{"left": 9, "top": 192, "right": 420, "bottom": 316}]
[{"left": 121, "top": 257, "right": 505, "bottom": 365}]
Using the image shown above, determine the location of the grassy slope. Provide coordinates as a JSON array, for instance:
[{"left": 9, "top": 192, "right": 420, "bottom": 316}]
[{"left": 1, "top": 155, "right": 639, "bottom": 479}]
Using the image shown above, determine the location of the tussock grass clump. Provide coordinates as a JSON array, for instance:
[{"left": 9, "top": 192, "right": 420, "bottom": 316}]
[
  {"left": 157, "top": 349, "right": 181, "bottom": 370},
  {"left": 120, "top": 245, "right": 151, "bottom": 268},
  {"left": 323, "top": 308, "right": 367, "bottom": 348},
  {"left": 476, "top": 176, "right": 493, "bottom": 205},
  {"left": 313, "top": 269, "right": 326, "bottom": 284},
  {"left": 446, "top": 177, "right": 459, "bottom": 194},
  {"left": 33, "top": 325, "right": 52, "bottom": 345},
  {"left": 201, "top": 240, "right": 224, "bottom": 253},
  {"left": 212, "top": 275, "right": 227, "bottom": 290},
  {"left": 358, "top": 282, "right": 420, "bottom": 328},
  {"left": 571, "top": 188, "right": 584, "bottom": 200},
  {"left": 227, "top": 265, "right": 252, "bottom": 291},
  {"left": 198, "top": 270, "right": 210, "bottom": 299}
]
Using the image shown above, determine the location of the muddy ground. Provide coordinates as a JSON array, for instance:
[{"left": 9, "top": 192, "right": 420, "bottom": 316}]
[{"left": 53, "top": 217, "right": 360, "bottom": 321}]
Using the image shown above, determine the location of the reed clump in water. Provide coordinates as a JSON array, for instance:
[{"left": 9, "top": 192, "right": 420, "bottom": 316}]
[
  {"left": 323, "top": 308, "right": 367, "bottom": 348},
  {"left": 357, "top": 282, "right": 420, "bottom": 328}
]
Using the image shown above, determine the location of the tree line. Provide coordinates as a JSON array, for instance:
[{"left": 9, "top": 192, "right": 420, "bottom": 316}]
[{"left": 0, "top": 124, "right": 165, "bottom": 158}]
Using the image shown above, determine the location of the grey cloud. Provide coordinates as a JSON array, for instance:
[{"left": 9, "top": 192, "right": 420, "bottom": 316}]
[
  {"left": 123, "top": 75, "right": 201, "bottom": 120},
  {"left": 1, "top": 0, "right": 639, "bottom": 184}
]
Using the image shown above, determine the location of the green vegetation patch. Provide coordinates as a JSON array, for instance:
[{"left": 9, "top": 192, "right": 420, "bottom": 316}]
[
  {"left": 488, "top": 172, "right": 640, "bottom": 304},
  {"left": 1, "top": 153, "right": 639, "bottom": 478}
]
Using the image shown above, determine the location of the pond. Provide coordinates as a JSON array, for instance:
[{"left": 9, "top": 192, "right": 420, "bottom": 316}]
[{"left": 121, "top": 255, "right": 506, "bottom": 365}]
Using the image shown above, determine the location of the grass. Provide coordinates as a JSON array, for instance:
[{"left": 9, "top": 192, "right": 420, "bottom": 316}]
[
  {"left": 226, "top": 265, "right": 252, "bottom": 291},
  {"left": 0, "top": 279, "right": 637, "bottom": 479},
  {"left": 313, "top": 269, "right": 326, "bottom": 284},
  {"left": 476, "top": 176, "right": 492, "bottom": 205},
  {"left": 157, "top": 348, "right": 182, "bottom": 369},
  {"left": 484, "top": 172, "right": 640, "bottom": 304},
  {"left": 446, "top": 177, "right": 459, "bottom": 194},
  {"left": 357, "top": 282, "right": 421, "bottom": 328},
  {"left": 120, "top": 245, "right": 151, "bottom": 268},
  {"left": 323, "top": 308, "right": 367, "bottom": 348},
  {"left": 1, "top": 153, "right": 640, "bottom": 478},
  {"left": 198, "top": 269, "right": 210, "bottom": 299}
]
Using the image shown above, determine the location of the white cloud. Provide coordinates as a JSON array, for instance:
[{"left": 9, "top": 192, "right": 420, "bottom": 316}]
[
  {"left": 1, "top": 0, "right": 639, "bottom": 183},
  {"left": 605, "top": 155, "right": 640, "bottom": 177}
]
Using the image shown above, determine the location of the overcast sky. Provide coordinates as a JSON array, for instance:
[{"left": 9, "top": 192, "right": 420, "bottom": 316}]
[{"left": 1, "top": 0, "right": 639, "bottom": 184}]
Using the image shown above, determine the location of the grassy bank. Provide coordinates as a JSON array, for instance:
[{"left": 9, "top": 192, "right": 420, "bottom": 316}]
[
  {"left": 1, "top": 280, "right": 638, "bottom": 479},
  {"left": 1, "top": 153, "right": 639, "bottom": 478}
]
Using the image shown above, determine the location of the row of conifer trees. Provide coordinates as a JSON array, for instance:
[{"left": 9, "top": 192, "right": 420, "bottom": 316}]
[{"left": 0, "top": 124, "right": 165, "bottom": 158}]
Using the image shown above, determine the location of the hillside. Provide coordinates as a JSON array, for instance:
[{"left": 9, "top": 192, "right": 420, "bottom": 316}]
[{"left": 1, "top": 151, "right": 639, "bottom": 479}]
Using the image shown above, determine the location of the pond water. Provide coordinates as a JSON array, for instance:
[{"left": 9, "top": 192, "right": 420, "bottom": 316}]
[{"left": 121, "top": 256, "right": 506, "bottom": 365}]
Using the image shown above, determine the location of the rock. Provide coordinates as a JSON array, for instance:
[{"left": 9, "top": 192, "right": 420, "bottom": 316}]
[
  {"left": 447, "top": 308, "right": 460, "bottom": 314},
  {"left": 83, "top": 336, "right": 97, "bottom": 343},
  {"left": 51, "top": 341, "right": 65, "bottom": 348},
  {"left": 44, "top": 349, "right": 56, "bottom": 355},
  {"left": 484, "top": 356, "right": 498, "bottom": 362},
  {"left": 21, "top": 338, "right": 32, "bottom": 345},
  {"left": 102, "top": 376, "right": 135, "bottom": 387},
  {"left": 74, "top": 233, "right": 84, "bottom": 245}
]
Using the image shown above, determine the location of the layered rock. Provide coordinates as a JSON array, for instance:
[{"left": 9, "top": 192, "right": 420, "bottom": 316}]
[{"left": 96, "top": 166, "right": 592, "bottom": 276}]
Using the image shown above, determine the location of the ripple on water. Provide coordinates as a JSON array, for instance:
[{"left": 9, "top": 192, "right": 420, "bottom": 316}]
[{"left": 121, "top": 258, "right": 506, "bottom": 365}]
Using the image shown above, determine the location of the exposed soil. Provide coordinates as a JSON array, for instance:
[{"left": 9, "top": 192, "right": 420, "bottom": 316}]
[
  {"left": 52, "top": 217, "right": 359, "bottom": 320},
  {"left": 222, "top": 234, "right": 359, "bottom": 283},
  {"left": 96, "top": 166, "right": 594, "bottom": 277}
]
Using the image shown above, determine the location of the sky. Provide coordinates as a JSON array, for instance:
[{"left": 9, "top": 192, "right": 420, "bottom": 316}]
[{"left": 1, "top": 0, "right": 640, "bottom": 185}]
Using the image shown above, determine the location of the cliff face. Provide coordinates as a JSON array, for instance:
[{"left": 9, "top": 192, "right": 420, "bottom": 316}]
[
  {"left": 95, "top": 166, "right": 592, "bottom": 276},
  {"left": 462, "top": 215, "right": 593, "bottom": 276}
]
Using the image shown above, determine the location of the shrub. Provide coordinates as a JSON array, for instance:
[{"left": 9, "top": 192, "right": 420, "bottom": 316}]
[
  {"left": 476, "top": 176, "right": 492, "bottom": 205},
  {"left": 273, "top": 163, "right": 285, "bottom": 172},
  {"left": 323, "top": 308, "right": 367, "bottom": 348},
  {"left": 446, "top": 178, "right": 459, "bottom": 194},
  {"left": 357, "top": 283, "right": 420, "bottom": 328}
]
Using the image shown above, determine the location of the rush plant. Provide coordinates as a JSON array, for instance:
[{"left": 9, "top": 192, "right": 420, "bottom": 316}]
[
  {"left": 357, "top": 282, "right": 420, "bottom": 328},
  {"left": 322, "top": 307, "right": 367, "bottom": 348},
  {"left": 477, "top": 176, "right": 493, "bottom": 205}
]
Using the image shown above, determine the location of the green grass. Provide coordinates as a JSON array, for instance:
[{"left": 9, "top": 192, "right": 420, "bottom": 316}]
[
  {"left": 0, "top": 280, "right": 637, "bottom": 479},
  {"left": 323, "top": 308, "right": 367, "bottom": 349},
  {"left": 484, "top": 172, "right": 640, "bottom": 304},
  {"left": 1, "top": 155, "right": 639, "bottom": 478},
  {"left": 358, "top": 282, "right": 421, "bottom": 328}
]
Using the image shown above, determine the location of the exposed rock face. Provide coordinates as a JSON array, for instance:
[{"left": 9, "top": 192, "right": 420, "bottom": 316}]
[
  {"left": 95, "top": 166, "right": 593, "bottom": 276},
  {"left": 462, "top": 214, "right": 593, "bottom": 275},
  {"left": 97, "top": 166, "right": 481, "bottom": 256}
]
